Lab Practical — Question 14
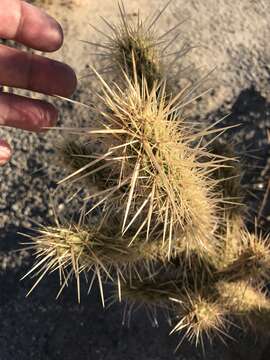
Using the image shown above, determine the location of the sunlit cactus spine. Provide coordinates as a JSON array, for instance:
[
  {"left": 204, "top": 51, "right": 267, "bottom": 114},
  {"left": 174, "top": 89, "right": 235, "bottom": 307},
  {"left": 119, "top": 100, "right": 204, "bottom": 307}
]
[{"left": 25, "top": 1, "right": 270, "bottom": 351}]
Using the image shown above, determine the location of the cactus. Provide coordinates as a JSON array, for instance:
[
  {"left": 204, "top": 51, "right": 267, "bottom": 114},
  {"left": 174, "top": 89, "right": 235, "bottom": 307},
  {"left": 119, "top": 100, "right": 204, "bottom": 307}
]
[{"left": 24, "top": 2, "right": 270, "bottom": 352}]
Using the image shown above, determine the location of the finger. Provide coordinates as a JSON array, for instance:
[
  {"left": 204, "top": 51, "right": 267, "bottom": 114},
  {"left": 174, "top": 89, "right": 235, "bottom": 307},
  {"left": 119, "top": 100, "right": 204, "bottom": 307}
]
[
  {"left": 0, "top": 139, "right": 12, "bottom": 166},
  {"left": 0, "top": 93, "right": 58, "bottom": 132},
  {"left": 0, "top": 45, "right": 77, "bottom": 97},
  {"left": 0, "top": 0, "right": 63, "bottom": 52}
]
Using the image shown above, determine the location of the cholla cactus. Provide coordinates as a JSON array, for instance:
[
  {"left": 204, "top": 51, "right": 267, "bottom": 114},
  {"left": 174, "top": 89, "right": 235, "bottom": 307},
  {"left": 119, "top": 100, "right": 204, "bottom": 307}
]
[{"left": 24, "top": 2, "right": 270, "bottom": 351}]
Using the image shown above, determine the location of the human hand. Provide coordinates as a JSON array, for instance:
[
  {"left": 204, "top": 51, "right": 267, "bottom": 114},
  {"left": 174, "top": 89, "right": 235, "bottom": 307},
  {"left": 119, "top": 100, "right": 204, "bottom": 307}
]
[{"left": 0, "top": 0, "right": 77, "bottom": 165}]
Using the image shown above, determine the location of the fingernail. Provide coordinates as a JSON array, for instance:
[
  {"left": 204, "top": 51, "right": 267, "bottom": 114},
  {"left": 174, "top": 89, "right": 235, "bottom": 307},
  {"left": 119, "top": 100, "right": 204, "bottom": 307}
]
[
  {"left": 45, "top": 105, "right": 58, "bottom": 128},
  {"left": 26, "top": 2, "right": 64, "bottom": 52},
  {"left": 35, "top": 103, "right": 58, "bottom": 133},
  {"left": 45, "top": 18, "right": 64, "bottom": 51},
  {"left": 0, "top": 145, "right": 12, "bottom": 165}
]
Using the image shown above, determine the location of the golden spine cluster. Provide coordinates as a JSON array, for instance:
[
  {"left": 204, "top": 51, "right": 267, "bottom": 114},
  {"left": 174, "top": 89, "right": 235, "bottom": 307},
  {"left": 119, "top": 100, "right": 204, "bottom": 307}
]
[{"left": 25, "top": 2, "right": 270, "bottom": 350}]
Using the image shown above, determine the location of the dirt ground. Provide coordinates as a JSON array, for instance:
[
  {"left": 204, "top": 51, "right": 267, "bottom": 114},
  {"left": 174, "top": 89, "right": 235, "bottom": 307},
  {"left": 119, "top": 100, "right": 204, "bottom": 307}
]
[{"left": 1, "top": 0, "right": 270, "bottom": 359}]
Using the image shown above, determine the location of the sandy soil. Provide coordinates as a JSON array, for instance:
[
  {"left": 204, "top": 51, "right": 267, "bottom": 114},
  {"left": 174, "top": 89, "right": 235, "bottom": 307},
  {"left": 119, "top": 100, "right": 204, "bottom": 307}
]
[{"left": 1, "top": 0, "right": 270, "bottom": 359}]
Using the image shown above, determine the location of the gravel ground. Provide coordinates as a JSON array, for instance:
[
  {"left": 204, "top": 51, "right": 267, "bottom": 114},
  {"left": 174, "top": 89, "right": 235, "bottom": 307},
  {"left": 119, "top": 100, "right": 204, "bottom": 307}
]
[{"left": 1, "top": 0, "right": 270, "bottom": 359}]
